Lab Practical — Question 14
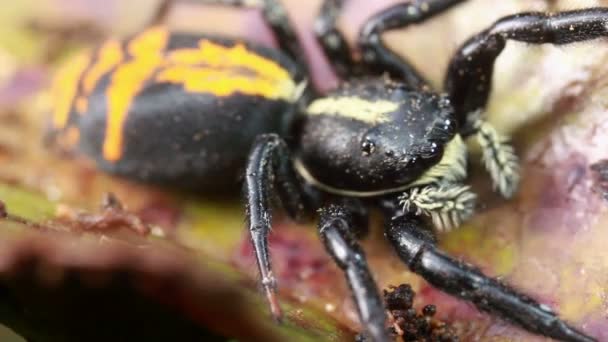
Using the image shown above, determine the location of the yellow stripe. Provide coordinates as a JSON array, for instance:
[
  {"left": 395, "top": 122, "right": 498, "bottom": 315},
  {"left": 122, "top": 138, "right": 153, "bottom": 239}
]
[
  {"left": 167, "top": 41, "right": 289, "bottom": 82},
  {"left": 161, "top": 40, "right": 295, "bottom": 100},
  {"left": 80, "top": 39, "right": 124, "bottom": 113},
  {"left": 103, "top": 27, "right": 168, "bottom": 162},
  {"left": 156, "top": 65, "right": 294, "bottom": 99},
  {"left": 101, "top": 27, "right": 296, "bottom": 162},
  {"left": 51, "top": 52, "right": 90, "bottom": 128},
  {"left": 307, "top": 97, "right": 398, "bottom": 124}
]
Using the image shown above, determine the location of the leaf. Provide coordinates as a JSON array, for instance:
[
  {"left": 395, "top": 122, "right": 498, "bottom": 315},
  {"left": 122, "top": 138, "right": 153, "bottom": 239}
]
[{"left": 0, "top": 183, "right": 353, "bottom": 341}]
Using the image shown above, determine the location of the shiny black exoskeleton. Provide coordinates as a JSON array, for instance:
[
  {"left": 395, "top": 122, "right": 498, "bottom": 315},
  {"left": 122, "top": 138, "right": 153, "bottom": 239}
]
[
  {"left": 55, "top": 1, "right": 608, "bottom": 341},
  {"left": 297, "top": 81, "right": 457, "bottom": 194}
]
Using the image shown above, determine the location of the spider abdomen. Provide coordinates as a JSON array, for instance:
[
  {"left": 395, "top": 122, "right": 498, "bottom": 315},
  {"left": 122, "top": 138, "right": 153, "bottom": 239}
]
[{"left": 50, "top": 27, "right": 302, "bottom": 190}]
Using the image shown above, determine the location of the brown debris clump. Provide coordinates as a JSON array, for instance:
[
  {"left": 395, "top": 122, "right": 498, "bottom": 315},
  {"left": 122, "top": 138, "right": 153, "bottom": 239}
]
[
  {"left": 56, "top": 193, "right": 152, "bottom": 235},
  {"left": 384, "top": 284, "right": 459, "bottom": 342}
]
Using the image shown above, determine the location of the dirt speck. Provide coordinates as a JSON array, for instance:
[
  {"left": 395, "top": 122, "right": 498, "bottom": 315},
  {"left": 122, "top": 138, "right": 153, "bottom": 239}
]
[{"left": 384, "top": 284, "right": 459, "bottom": 342}]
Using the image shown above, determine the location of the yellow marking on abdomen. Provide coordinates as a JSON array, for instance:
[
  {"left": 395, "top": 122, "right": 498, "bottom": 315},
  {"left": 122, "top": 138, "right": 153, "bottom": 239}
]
[
  {"left": 52, "top": 52, "right": 90, "bottom": 128},
  {"left": 168, "top": 41, "right": 288, "bottom": 80},
  {"left": 157, "top": 66, "right": 294, "bottom": 99},
  {"left": 307, "top": 97, "right": 398, "bottom": 124},
  {"left": 163, "top": 41, "right": 295, "bottom": 100},
  {"left": 79, "top": 39, "right": 124, "bottom": 113},
  {"left": 102, "top": 28, "right": 296, "bottom": 162},
  {"left": 102, "top": 27, "right": 168, "bottom": 162}
]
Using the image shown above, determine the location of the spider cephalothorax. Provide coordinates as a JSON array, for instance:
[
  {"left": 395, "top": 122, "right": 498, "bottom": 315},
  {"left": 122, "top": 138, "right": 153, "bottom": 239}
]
[
  {"left": 47, "top": 0, "right": 603, "bottom": 341},
  {"left": 297, "top": 78, "right": 458, "bottom": 194}
]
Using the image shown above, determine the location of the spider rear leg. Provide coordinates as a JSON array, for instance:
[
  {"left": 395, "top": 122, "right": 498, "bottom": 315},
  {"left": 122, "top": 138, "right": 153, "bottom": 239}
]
[
  {"left": 259, "top": 0, "right": 309, "bottom": 76},
  {"left": 383, "top": 211, "right": 596, "bottom": 342},
  {"left": 318, "top": 203, "right": 389, "bottom": 342},
  {"left": 445, "top": 8, "right": 608, "bottom": 198},
  {"left": 149, "top": 0, "right": 259, "bottom": 26},
  {"left": 314, "top": 0, "right": 357, "bottom": 78},
  {"left": 148, "top": 0, "right": 174, "bottom": 26},
  {"left": 150, "top": 0, "right": 308, "bottom": 77},
  {"left": 245, "top": 134, "right": 316, "bottom": 320}
]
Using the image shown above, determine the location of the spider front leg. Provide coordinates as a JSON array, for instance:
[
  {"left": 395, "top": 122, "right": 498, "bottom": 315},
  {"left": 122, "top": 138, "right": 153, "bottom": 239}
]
[
  {"left": 383, "top": 209, "right": 596, "bottom": 342},
  {"left": 315, "top": 0, "right": 468, "bottom": 84},
  {"left": 245, "top": 134, "right": 316, "bottom": 320},
  {"left": 358, "top": 0, "right": 468, "bottom": 88},
  {"left": 318, "top": 203, "right": 389, "bottom": 342},
  {"left": 445, "top": 8, "right": 608, "bottom": 197}
]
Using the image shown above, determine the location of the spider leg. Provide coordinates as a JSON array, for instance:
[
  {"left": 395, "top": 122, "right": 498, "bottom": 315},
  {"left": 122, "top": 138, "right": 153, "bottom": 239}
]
[
  {"left": 318, "top": 203, "right": 389, "bottom": 342},
  {"left": 358, "top": 0, "right": 468, "bottom": 89},
  {"left": 149, "top": 0, "right": 309, "bottom": 78},
  {"left": 383, "top": 210, "right": 596, "bottom": 342},
  {"left": 314, "top": 0, "right": 358, "bottom": 78},
  {"left": 245, "top": 133, "right": 316, "bottom": 321},
  {"left": 148, "top": 0, "right": 174, "bottom": 26},
  {"left": 259, "top": 0, "right": 309, "bottom": 77},
  {"left": 149, "top": 0, "right": 258, "bottom": 26},
  {"left": 445, "top": 8, "right": 608, "bottom": 197},
  {"left": 446, "top": 7, "right": 608, "bottom": 125}
]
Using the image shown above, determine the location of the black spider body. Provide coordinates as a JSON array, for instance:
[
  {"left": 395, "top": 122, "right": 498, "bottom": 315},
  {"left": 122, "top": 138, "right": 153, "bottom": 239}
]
[
  {"left": 51, "top": 30, "right": 301, "bottom": 190},
  {"left": 297, "top": 80, "right": 456, "bottom": 195},
  {"left": 48, "top": 1, "right": 605, "bottom": 341}
]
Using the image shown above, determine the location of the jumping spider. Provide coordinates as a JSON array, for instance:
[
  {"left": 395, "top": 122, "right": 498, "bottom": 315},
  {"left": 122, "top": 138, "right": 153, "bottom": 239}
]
[{"left": 48, "top": 0, "right": 604, "bottom": 341}]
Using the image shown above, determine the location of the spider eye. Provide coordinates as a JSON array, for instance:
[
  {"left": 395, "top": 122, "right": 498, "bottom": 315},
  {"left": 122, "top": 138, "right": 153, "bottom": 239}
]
[{"left": 361, "top": 139, "right": 376, "bottom": 156}]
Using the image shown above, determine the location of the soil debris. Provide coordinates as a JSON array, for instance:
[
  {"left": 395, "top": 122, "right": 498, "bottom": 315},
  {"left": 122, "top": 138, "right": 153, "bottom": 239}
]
[
  {"left": 385, "top": 284, "right": 459, "bottom": 342},
  {"left": 56, "top": 193, "right": 151, "bottom": 235}
]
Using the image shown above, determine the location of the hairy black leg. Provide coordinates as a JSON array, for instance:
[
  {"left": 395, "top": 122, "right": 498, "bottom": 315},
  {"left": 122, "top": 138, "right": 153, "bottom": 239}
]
[
  {"left": 318, "top": 204, "right": 388, "bottom": 342},
  {"left": 150, "top": 0, "right": 308, "bottom": 78},
  {"left": 445, "top": 7, "right": 608, "bottom": 129},
  {"left": 314, "top": 0, "right": 358, "bottom": 78},
  {"left": 259, "top": 0, "right": 309, "bottom": 77},
  {"left": 149, "top": 0, "right": 258, "bottom": 26},
  {"left": 245, "top": 133, "right": 316, "bottom": 320},
  {"left": 383, "top": 211, "right": 595, "bottom": 342},
  {"left": 149, "top": 0, "right": 174, "bottom": 26},
  {"left": 359, "top": 0, "right": 467, "bottom": 89},
  {"left": 445, "top": 8, "right": 608, "bottom": 197}
]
